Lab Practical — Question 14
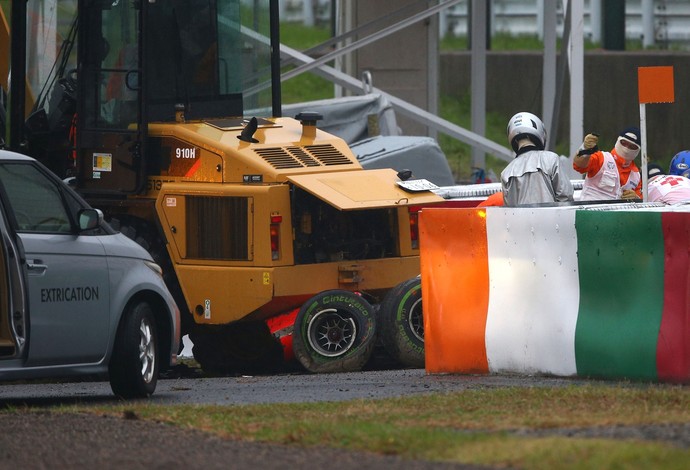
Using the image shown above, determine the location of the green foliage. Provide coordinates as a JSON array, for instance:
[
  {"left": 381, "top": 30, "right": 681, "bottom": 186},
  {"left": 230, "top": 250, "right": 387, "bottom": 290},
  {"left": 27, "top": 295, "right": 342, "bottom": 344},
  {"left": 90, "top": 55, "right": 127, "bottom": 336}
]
[
  {"left": 279, "top": 22, "right": 335, "bottom": 104},
  {"left": 281, "top": 71, "right": 334, "bottom": 104},
  {"left": 438, "top": 94, "right": 511, "bottom": 182},
  {"left": 441, "top": 33, "right": 548, "bottom": 51},
  {"left": 281, "top": 22, "right": 331, "bottom": 49}
]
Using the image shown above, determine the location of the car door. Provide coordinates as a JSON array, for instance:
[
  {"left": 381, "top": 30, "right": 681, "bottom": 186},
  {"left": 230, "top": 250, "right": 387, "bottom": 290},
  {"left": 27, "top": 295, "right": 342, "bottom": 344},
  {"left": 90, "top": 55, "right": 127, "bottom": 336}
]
[
  {"left": 0, "top": 195, "right": 28, "bottom": 362},
  {"left": 0, "top": 160, "right": 111, "bottom": 366}
]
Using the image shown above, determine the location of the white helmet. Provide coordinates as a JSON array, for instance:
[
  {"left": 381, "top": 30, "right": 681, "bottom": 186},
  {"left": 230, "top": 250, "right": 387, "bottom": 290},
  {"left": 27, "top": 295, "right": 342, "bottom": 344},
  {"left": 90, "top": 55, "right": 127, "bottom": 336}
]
[{"left": 507, "top": 112, "right": 547, "bottom": 152}]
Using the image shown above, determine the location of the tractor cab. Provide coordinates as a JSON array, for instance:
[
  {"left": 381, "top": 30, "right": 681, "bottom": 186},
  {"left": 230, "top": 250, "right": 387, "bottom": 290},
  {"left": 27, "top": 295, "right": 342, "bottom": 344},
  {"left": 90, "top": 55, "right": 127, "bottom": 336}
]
[
  {"left": 75, "top": 0, "right": 278, "bottom": 195},
  {"left": 17, "top": 0, "right": 278, "bottom": 194}
]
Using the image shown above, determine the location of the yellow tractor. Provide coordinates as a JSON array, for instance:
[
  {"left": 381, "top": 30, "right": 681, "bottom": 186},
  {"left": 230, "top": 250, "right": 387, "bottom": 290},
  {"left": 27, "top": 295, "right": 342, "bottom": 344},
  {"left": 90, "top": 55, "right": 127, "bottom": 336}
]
[{"left": 7, "top": 0, "right": 442, "bottom": 373}]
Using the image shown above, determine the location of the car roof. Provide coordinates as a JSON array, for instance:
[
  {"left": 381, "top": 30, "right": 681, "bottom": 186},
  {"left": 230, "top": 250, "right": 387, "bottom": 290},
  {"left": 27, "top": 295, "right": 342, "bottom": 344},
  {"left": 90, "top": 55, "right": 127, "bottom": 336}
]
[{"left": 0, "top": 150, "right": 36, "bottom": 162}]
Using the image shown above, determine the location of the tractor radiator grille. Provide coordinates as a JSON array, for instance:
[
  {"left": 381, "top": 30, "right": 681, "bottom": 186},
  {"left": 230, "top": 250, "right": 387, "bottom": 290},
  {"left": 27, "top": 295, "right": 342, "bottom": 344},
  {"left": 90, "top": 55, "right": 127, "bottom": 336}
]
[
  {"left": 254, "top": 144, "right": 351, "bottom": 169},
  {"left": 186, "top": 196, "right": 250, "bottom": 260}
]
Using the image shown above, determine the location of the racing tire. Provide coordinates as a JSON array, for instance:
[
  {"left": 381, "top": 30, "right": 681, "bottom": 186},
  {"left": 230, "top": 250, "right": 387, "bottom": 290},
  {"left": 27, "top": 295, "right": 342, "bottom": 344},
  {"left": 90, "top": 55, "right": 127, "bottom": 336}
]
[
  {"left": 292, "top": 290, "right": 376, "bottom": 373},
  {"left": 109, "top": 301, "right": 159, "bottom": 399},
  {"left": 379, "top": 277, "right": 425, "bottom": 368}
]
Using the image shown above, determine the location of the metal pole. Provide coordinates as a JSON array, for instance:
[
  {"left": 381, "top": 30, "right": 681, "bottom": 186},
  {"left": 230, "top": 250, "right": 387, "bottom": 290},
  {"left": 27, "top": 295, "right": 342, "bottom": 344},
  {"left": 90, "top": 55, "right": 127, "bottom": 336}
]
[
  {"left": 470, "top": 0, "right": 486, "bottom": 172},
  {"left": 569, "top": 0, "right": 584, "bottom": 159},
  {"left": 428, "top": 1, "right": 439, "bottom": 140},
  {"left": 542, "top": 0, "right": 556, "bottom": 136},
  {"left": 640, "top": 102, "right": 648, "bottom": 202},
  {"left": 590, "top": 0, "right": 602, "bottom": 44},
  {"left": 602, "top": 0, "right": 625, "bottom": 50},
  {"left": 642, "top": 0, "right": 655, "bottom": 48},
  {"left": 302, "top": 0, "right": 314, "bottom": 27},
  {"left": 550, "top": 0, "right": 571, "bottom": 150},
  {"left": 270, "top": 0, "right": 282, "bottom": 117}
]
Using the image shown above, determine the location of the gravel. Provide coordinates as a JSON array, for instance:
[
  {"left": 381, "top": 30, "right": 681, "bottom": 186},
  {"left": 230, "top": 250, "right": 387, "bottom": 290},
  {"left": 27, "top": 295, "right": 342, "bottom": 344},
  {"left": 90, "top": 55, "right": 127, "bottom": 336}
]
[{"left": 513, "top": 423, "right": 690, "bottom": 448}]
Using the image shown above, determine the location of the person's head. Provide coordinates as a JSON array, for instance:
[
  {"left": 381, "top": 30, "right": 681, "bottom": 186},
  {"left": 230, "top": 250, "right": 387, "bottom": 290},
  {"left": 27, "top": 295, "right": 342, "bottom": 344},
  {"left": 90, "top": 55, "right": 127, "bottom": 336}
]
[
  {"left": 669, "top": 151, "right": 690, "bottom": 178},
  {"left": 648, "top": 162, "right": 665, "bottom": 180},
  {"left": 507, "top": 112, "right": 546, "bottom": 152},
  {"left": 614, "top": 127, "right": 641, "bottom": 161}
]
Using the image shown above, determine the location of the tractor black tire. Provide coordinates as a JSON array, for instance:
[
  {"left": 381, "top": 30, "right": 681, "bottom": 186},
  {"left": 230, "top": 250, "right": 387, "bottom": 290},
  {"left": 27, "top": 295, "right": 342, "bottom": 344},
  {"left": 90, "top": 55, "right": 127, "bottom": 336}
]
[
  {"left": 189, "top": 322, "right": 285, "bottom": 375},
  {"left": 292, "top": 290, "right": 376, "bottom": 373},
  {"left": 379, "top": 277, "right": 425, "bottom": 368}
]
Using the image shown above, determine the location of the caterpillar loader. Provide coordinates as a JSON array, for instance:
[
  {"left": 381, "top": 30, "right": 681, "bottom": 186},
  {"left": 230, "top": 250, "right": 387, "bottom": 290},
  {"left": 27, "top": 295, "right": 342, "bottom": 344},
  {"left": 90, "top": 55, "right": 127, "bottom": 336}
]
[{"left": 5, "top": 0, "right": 443, "bottom": 373}]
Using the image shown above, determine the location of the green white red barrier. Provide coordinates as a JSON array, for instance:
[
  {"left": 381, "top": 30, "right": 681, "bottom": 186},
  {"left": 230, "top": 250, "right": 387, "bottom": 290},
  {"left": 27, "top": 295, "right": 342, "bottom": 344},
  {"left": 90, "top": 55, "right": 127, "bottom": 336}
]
[{"left": 420, "top": 205, "right": 690, "bottom": 383}]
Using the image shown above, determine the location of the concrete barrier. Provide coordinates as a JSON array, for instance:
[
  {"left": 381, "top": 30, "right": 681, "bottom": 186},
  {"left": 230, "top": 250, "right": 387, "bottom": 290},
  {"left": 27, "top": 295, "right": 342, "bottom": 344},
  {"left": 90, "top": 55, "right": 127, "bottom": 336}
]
[{"left": 420, "top": 205, "right": 690, "bottom": 383}]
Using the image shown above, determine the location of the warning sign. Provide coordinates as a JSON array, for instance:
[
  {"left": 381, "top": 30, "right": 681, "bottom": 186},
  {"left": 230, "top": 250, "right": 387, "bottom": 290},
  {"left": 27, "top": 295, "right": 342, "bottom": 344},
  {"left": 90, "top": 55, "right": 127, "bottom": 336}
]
[{"left": 93, "top": 153, "right": 113, "bottom": 172}]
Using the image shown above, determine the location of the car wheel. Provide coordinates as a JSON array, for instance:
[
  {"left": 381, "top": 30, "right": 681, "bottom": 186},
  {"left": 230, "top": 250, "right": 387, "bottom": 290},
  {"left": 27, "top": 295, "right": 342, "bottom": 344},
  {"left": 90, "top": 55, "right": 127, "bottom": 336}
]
[
  {"left": 109, "top": 301, "right": 159, "bottom": 398},
  {"left": 292, "top": 290, "right": 376, "bottom": 373},
  {"left": 379, "top": 277, "right": 425, "bottom": 368}
]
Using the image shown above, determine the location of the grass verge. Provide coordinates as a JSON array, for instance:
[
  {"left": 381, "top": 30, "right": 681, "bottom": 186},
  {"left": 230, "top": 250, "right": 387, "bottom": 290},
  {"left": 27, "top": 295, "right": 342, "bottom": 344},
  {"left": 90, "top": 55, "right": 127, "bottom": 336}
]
[{"left": 27, "top": 383, "right": 690, "bottom": 470}]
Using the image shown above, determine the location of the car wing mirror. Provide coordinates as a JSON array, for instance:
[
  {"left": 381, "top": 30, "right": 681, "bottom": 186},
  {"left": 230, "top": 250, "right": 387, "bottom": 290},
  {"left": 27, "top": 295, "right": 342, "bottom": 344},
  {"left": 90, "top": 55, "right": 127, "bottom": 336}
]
[{"left": 78, "top": 208, "right": 103, "bottom": 231}]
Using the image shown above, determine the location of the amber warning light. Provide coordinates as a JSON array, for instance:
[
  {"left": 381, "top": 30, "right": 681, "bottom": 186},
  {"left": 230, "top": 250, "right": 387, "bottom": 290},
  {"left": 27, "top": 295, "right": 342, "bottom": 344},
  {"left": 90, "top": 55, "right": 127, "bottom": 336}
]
[
  {"left": 270, "top": 215, "right": 282, "bottom": 260},
  {"left": 408, "top": 207, "right": 420, "bottom": 250}
]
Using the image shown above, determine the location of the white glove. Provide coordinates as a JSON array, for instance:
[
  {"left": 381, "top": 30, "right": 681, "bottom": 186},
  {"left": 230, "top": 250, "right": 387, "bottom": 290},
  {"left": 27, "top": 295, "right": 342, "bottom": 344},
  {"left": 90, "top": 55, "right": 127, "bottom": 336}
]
[{"left": 577, "top": 133, "right": 599, "bottom": 156}]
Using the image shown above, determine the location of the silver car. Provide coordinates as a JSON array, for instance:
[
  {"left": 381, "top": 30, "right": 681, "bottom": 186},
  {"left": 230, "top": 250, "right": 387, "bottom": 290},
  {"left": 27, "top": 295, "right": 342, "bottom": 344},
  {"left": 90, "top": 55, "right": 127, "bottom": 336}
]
[{"left": 0, "top": 150, "right": 180, "bottom": 398}]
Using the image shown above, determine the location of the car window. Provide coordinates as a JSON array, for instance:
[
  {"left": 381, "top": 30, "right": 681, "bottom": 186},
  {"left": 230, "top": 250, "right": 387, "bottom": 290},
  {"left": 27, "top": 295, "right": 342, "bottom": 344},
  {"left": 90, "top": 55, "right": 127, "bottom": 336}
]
[{"left": 0, "top": 162, "right": 73, "bottom": 233}]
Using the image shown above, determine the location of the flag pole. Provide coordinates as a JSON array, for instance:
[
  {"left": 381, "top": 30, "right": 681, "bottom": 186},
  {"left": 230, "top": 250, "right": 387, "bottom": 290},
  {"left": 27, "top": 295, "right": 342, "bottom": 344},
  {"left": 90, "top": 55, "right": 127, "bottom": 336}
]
[
  {"left": 637, "top": 66, "right": 674, "bottom": 203},
  {"left": 640, "top": 102, "right": 648, "bottom": 202}
]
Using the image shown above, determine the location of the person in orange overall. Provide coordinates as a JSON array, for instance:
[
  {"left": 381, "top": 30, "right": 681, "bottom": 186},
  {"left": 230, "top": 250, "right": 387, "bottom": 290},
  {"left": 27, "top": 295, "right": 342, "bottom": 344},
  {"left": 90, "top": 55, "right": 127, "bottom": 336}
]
[
  {"left": 573, "top": 127, "right": 642, "bottom": 201},
  {"left": 478, "top": 191, "right": 504, "bottom": 207}
]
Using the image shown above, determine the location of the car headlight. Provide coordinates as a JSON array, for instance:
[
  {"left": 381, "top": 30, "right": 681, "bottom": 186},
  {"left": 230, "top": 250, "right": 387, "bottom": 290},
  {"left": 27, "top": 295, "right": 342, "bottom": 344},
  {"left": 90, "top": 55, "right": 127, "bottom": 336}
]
[{"left": 144, "top": 260, "right": 163, "bottom": 278}]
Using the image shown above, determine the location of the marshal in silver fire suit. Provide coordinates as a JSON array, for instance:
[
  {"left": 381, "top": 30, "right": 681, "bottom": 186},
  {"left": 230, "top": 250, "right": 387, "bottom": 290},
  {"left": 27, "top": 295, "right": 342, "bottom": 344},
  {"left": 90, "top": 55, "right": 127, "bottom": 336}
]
[{"left": 500, "top": 147, "right": 574, "bottom": 206}]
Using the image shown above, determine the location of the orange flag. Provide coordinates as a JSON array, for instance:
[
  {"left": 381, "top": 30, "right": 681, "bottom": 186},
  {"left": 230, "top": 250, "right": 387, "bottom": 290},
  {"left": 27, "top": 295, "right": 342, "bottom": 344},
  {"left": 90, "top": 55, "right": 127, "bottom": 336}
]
[{"left": 638, "top": 66, "right": 674, "bottom": 104}]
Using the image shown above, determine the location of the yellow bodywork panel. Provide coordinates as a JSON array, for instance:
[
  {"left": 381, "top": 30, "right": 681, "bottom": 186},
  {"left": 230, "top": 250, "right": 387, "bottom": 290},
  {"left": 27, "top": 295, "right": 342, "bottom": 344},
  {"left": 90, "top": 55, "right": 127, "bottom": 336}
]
[
  {"left": 177, "top": 256, "right": 422, "bottom": 325},
  {"left": 174, "top": 266, "right": 276, "bottom": 324},
  {"left": 155, "top": 169, "right": 435, "bottom": 324},
  {"left": 287, "top": 168, "right": 444, "bottom": 210},
  {"left": 156, "top": 182, "right": 294, "bottom": 267},
  {"left": 272, "top": 257, "right": 422, "bottom": 296}
]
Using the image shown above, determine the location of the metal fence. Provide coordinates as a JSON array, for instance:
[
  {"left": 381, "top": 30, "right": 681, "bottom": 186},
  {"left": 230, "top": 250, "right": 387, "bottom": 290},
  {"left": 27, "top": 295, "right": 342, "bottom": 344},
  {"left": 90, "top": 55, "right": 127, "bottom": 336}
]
[
  {"left": 437, "top": 0, "right": 690, "bottom": 49},
  {"left": 280, "top": 1, "right": 690, "bottom": 50}
]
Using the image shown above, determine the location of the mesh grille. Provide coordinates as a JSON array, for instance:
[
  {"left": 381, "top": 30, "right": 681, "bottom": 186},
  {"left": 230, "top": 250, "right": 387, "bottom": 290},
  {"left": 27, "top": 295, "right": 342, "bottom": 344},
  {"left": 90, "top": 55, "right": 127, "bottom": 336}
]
[
  {"left": 186, "top": 196, "right": 250, "bottom": 260},
  {"left": 305, "top": 144, "right": 351, "bottom": 165},
  {"left": 253, "top": 148, "right": 298, "bottom": 169},
  {"left": 254, "top": 144, "right": 351, "bottom": 169},
  {"left": 286, "top": 146, "right": 320, "bottom": 167}
]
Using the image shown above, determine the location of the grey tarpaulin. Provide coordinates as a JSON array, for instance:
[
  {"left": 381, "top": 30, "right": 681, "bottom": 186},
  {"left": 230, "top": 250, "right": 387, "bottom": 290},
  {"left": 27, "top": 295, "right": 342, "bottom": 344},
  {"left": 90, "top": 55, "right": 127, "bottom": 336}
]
[
  {"left": 282, "top": 94, "right": 455, "bottom": 186},
  {"left": 282, "top": 94, "right": 400, "bottom": 144},
  {"left": 351, "top": 135, "right": 455, "bottom": 186}
]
